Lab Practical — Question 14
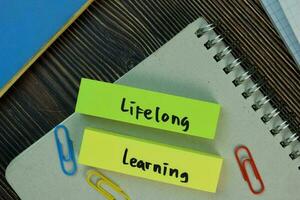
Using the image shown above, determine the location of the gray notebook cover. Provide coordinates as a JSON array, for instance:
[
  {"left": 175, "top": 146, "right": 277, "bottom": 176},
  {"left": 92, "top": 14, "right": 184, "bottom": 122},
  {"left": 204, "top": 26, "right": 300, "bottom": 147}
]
[
  {"left": 6, "top": 18, "right": 300, "bottom": 200},
  {"left": 261, "top": 0, "right": 300, "bottom": 66}
]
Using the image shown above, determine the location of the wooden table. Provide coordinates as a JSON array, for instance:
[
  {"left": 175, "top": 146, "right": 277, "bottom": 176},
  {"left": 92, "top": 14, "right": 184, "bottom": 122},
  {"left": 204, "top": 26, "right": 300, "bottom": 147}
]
[{"left": 1, "top": 0, "right": 299, "bottom": 199}]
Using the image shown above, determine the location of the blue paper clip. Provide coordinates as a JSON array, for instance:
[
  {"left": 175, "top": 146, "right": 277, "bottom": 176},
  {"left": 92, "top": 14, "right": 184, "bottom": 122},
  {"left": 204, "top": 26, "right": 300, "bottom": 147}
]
[{"left": 54, "top": 124, "right": 77, "bottom": 176}]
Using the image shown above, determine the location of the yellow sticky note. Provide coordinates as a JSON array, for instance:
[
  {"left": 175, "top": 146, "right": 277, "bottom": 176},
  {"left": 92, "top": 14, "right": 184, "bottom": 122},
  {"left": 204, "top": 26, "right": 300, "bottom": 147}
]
[
  {"left": 78, "top": 128, "right": 223, "bottom": 193},
  {"left": 75, "top": 78, "right": 221, "bottom": 139}
]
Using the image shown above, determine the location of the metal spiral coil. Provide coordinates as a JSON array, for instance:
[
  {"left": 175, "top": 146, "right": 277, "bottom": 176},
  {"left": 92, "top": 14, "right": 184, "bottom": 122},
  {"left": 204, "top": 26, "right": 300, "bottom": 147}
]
[
  {"left": 281, "top": 126, "right": 300, "bottom": 147},
  {"left": 214, "top": 41, "right": 239, "bottom": 62},
  {"left": 281, "top": 133, "right": 299, "bottom": 148},
  {"left": 289, "top": 126, "right": 300, "bottom": 161},
  {"left": 252, "top": 89, "right": 275, "bottom": 111},
  {"left": 290, "top": 150, "right": 300, "bottom": 160},
  {"left": 270, "top": 112, "right": 295, "bottom": 136},
  {"left": 204, "top": 30, "right": 229, "bottom": 49},
  {"left": 195, "top": 20, "right": 221, "bottom": 38},
  {"left": 196, "top": 20, "right": 300, "bottom": 168},
  {"left": 261, "top": 102, "right": 285, "bottom": 124},
  {"left": 271, "top": 120, "right": 290, "bottom": 136},
  {"left": 232, "top": 66, "right": 257, "bottom": 87},
  {"left": 242, "top": 77, "right": 266, "bottom": 99},
  {"left": 223, "top": 56, "right": 246, "bottom": 74}
]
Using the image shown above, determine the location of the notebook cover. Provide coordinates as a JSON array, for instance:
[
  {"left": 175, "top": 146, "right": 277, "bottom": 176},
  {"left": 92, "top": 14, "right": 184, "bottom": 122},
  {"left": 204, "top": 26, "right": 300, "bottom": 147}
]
[
  {"left": 5, "top": 17, "right": 300, "bottom": 200},
  {"left": 261, "top": 0, "right": 300, "bottom": 66},
  {"left": 0, "top": 0, "right": 94, "bottom": 97},
  {"left": 278, "top": 0, "right": 300, "bottom": 41}
]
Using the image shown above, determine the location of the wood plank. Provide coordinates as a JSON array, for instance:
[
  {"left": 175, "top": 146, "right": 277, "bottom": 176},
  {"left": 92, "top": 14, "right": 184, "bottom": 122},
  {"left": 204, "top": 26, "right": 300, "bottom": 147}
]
[{"left": 0, "top": 0, "right": 299, "bottom": 199}]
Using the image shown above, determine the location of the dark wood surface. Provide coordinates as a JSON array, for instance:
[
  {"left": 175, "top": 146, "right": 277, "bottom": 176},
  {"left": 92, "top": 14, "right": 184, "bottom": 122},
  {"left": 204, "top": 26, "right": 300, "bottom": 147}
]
[{"left": 1, "top": 0, "right": 299, "bottom": 199}]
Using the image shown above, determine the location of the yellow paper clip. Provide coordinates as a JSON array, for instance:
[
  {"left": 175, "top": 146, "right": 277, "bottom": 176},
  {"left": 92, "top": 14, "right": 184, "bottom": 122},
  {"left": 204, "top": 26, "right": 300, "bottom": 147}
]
[{"left": 86, "top": 169, "right": 131, "bottom": 200}]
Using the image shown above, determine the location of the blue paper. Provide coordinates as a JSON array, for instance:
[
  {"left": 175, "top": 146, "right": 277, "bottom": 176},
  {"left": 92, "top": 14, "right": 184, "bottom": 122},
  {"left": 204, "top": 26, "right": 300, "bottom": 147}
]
[{"left": 0, "top": 0, "right": 89, "bottom": 92}]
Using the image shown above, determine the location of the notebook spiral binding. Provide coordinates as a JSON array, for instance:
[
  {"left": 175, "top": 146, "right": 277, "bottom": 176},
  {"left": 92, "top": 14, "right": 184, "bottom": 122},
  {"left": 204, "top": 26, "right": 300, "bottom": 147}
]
[{"left": 195, "top": 20, "right": 300, "bottom": 169}]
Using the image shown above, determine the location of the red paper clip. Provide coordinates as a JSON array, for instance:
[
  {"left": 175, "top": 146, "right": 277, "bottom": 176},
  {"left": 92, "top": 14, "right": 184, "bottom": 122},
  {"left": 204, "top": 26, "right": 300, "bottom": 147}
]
[{"left": 234, "top": 145, "right": 265, "bottom": 195}]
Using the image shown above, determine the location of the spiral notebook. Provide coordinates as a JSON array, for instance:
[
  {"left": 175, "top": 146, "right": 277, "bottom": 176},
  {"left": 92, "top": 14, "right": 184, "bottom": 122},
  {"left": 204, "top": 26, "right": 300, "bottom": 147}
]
[{"left": 6, "top": 17, "right": 300, "bottom": 200}]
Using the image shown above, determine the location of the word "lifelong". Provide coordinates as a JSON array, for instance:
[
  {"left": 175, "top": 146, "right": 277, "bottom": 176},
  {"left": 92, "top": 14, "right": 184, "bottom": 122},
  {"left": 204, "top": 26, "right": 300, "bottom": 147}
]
[{"left": 120, "top": 97, "right": 190, "bottom": 131}]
